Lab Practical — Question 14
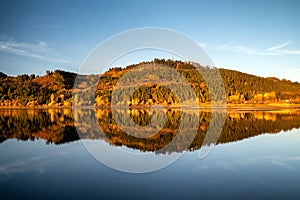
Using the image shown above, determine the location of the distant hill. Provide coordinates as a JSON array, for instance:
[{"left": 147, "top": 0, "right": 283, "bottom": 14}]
[
  {"left": 0, "top": 72, "right": 7, "bottom": 79},
  {"left": 0, "top": 59, "right": 300, "bottom": 107}
]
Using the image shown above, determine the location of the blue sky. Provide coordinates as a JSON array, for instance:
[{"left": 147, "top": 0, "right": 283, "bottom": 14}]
[{"left": 0, "top": 0, "right": 300, "bottom": 81}]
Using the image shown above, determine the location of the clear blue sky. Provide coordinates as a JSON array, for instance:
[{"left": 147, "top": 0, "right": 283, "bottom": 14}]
[{"left": 0, "top": 0, "right": 300, "bottom": 82}]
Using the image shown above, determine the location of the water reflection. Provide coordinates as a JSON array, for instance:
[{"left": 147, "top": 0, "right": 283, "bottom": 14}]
[{"left": 1, "top": 108, "right": 300, "bottom": 153}]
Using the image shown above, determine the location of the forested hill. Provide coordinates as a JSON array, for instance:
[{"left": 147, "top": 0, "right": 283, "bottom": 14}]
[{"left": 0, "top": 59, "right": 300, "bottom": 107}]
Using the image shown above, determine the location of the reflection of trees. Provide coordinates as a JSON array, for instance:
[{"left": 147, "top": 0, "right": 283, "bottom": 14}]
[
  {"left": 1, "top": 109, "right": 300, "bottom": 153},
  {"left": 218, "top": 112, "right": 300, "bottom": 143},
  {"left": 0, "top": 109, "right": 78, "bottom": 144}
]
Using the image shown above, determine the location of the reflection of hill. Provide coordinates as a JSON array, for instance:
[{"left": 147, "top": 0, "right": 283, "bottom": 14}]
[
  {"left": 0, "top": 109, "right": 79, "bottom": 144},
  {"left": 1, "top": 109, "right": 300, "bottom": 153}
]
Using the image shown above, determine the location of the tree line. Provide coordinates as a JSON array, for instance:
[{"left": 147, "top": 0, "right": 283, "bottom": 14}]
[{"left": 1, "top": 59, "right": 300, "bottom": 107}]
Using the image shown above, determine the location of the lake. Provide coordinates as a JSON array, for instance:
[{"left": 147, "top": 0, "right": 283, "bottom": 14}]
[{"left": 1, "top": 108, "right": 300, "bottom": 199}]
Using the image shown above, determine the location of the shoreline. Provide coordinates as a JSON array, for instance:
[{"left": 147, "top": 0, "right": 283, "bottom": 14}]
[{"left": 0, "top": 103, "right": 299, "bottom": 111}]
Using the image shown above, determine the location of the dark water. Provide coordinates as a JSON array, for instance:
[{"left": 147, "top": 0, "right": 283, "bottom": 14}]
[{"left": 1, "top": 108, "right": 300, "bottom": 199}]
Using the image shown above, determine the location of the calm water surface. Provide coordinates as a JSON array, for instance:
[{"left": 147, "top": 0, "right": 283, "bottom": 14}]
[{"left": 1, "top": 108, "right": 300, "bottom": 199}]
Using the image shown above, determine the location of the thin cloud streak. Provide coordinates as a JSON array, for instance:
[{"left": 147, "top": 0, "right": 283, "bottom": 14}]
[
  {"left": 267, "top": 41, "right": 292, "bottom": 51},
  {"left": 213, "top": 41, "right": 300, "bottom": 56},
  {"left": 0, "top": 36, "right": 68, "bottom": 63},
  {"left": 216, "top": 42, "right": 234, "bottom": 51}
]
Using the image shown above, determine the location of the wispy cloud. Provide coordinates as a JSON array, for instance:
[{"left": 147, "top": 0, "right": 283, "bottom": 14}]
[
  {"left": 269, "top": 49, "right": 300, "bottom": 55},
  {"left": 265, "top": 41, "right": 300, "bottom": 56},
  {"left": 214, "top": 40, "right": 300, "bottom": 56},
  {"left": 0, "top": 35, "right": 68, "bottom": 63},
  {"left": 215, "top": 42, "right": 234, "bottom": 51},
  {"left": 267, "top": 41, "right": 292, "bottom": 51}
]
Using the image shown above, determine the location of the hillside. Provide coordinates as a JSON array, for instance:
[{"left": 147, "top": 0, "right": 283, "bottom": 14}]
[{"left": 0, "top": 59, "right": 300, "bottom": 107}]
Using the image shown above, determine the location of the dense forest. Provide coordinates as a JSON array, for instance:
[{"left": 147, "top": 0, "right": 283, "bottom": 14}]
[{"left": 1, "top": 59, "right": 300, "bottom": 107}]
